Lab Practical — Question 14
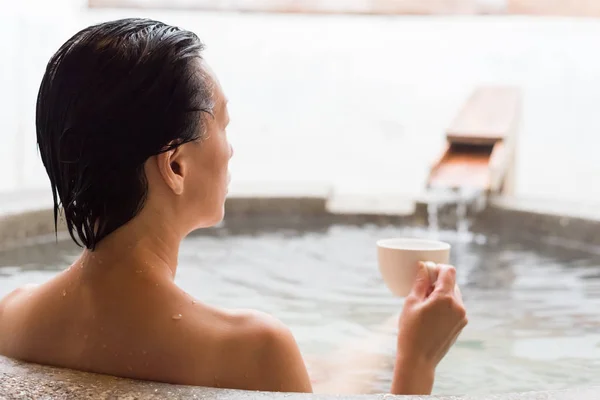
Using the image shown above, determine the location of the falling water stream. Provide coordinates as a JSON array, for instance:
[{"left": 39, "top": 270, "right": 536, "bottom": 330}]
[{"left": 425, "top": 186, "right": 487, "bottom": 243}]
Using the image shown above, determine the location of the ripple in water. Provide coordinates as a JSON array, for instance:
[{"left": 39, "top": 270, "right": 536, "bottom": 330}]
[{"left": 1, "top": 223, "right": 600, "bottom": 395}]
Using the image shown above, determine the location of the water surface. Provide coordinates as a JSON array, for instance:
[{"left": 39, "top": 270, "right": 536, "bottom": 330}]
[{"left": 1, "top": 223, "right": 599, "bottom": 395}]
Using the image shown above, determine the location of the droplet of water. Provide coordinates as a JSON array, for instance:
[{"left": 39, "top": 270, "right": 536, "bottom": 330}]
[
  {"left": 142, "top": 350, "right": 147, "bottom": 355},
  {"left": 83, "top": 334, "right": 88, "bottom": 339},
  {"left": 192, "top": 300, "right": 196, "bottom": 305},
  {"left": 135, "top": 270, "right": 142, "bottom": 274},
  {"left": 172, "top": 314, "right": 182, "bottom": 320},
  {"left": 154, "top": 389, "right": 158, "bottom": 393},
  {"left": 127, "top": 366, "right": 132, "bottom": 371},
  {"left": 62, "top": 289, "right": 67, "bottom": 297},
  {"left": 128, "top": 351, "right": 133, "bottom": 356},
  {"left": 155, "top": 284, "right": 159, "bottom": 287},
  {"left": 145, "top": 361, "right": 149, "bottom": 367},
  {"left": 102, "top": 344, "right": 107, "bottom": 349},
  {"left": 98, "top": 260, "right": 103, "bottom": 265}
]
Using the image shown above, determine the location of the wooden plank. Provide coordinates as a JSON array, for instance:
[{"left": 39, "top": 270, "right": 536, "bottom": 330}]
[
  {"left": 487, "top": 140, "right": 506, "bottom": 193},
  {"left": 446, "top": 86, "right": 520, "bottom": 145},
  {"left": 429, "top": 141, "right": 451, "bottom": 175},
  {"left": 427, "top": 144, "right": 493, "bottom": 190}
]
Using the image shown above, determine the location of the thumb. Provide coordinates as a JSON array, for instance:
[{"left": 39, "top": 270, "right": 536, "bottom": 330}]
[{"left": 410, "top": 261, "right": 432, "bottom": 299}]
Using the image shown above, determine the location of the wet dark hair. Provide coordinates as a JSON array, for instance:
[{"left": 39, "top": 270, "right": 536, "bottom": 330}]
[{"left": 36, "top": 18, "right": 214, "bottom": 250}]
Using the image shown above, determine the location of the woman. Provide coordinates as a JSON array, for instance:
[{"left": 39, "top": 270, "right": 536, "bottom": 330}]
[{"left": 0, "top": 18, "right": 467, "bottom": 395}]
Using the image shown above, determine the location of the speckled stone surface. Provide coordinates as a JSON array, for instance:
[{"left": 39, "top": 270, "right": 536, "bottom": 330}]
[{"left": 1, "top": 356, "right": 600, "bottom": 400}]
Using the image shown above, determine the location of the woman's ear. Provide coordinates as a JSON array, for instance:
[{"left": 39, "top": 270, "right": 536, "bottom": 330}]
[{"left": 156, "top": 147, "right": 186, "bottom": 195}]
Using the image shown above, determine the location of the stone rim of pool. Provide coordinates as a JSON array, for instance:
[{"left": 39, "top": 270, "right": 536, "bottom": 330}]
[{"left": 1, "top": 188, "right": 600, "bottom": 399}]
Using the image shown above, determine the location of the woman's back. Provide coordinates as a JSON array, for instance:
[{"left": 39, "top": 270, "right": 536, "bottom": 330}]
[{"left": 0, "top": 260, "right": 309, "bottom": 391}]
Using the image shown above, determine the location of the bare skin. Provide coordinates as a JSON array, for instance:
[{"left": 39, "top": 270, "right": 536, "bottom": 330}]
[
  {"left": 0, "top": 261, "right": 309, "bottom": 391},
  {"left": 0, "top": 60, "right": 467, "bottom": 395}
]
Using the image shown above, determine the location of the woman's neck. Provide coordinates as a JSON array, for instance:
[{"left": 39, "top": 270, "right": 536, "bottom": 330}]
[{"left": 77, "top": 215, "right": 183, "bottom": 282}]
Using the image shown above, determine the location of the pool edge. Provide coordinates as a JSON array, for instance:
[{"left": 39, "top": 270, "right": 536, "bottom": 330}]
[
  {"left": 1, "top": 354, "right": 599, "bottom": 399},
  {"left": 3, "top": 190, "right": 600, "bottom": 250}
]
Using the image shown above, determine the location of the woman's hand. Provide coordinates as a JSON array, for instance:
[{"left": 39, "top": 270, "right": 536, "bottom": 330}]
[{"left": 391, "top": 262, "right": 468, "bottom": 395}]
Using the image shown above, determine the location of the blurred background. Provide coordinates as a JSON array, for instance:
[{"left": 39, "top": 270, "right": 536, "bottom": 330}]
[{"left": 2, "top": 0, "right": 600, "bottom": 210}]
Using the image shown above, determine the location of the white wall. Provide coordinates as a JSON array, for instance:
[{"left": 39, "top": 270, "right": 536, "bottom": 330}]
[
  {"left": 2, "top": 5, "right": 600, "bottom": 205},
  {"left": 0, "top": 2, "right": 83, "bottom": 192}
]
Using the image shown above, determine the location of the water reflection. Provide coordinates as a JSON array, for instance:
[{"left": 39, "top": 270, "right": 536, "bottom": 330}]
[{"left": 1, "top": 223, "right": 600, "bottom": 394}]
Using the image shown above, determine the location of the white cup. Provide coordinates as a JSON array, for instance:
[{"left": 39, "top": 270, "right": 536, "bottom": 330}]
[{"left": 377, "top": 238, "right": 451, "bottom": 297}]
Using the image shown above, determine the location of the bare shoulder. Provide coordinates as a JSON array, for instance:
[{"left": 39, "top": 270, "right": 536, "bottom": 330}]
[
  {"left": 227, "top": 309, "right": 287, "bottom": 334},
  {"left": 0, "top": 284, "right": 39, "bottom": 352},
  {"left": 221, "top": 309, "right": 313, "bottom": 393},
  {"left": 222, "top": 309, "right": 295, "bottom": 354},
  {"left": 0, "top": 284, "right": 39, "bottom": 315}
]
